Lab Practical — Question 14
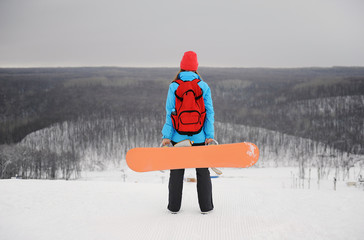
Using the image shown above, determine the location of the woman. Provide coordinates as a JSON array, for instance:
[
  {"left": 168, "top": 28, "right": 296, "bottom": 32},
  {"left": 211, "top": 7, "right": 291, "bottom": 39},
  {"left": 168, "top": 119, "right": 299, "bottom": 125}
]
[{"left": 161, "top": 51, "right": 215, "bottom": 214}]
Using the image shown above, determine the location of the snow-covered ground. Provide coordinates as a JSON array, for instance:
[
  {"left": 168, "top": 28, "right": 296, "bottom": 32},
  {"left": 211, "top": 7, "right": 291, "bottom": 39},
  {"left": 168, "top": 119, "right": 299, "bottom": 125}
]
[{"left": 1, "top": 167, "right": 363, "bottom": 240}]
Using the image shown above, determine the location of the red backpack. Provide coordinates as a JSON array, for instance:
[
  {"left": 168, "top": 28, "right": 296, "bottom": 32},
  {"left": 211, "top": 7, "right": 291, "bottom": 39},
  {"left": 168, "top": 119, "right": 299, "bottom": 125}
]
[{"left": 171, "top": 78, "right": 206, "bottom": 136}]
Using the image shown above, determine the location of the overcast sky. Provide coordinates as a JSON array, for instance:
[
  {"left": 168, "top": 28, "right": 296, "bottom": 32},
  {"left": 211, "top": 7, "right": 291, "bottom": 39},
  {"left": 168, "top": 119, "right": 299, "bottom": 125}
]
[{"left": 1, "top": 0, "right": 364, "bottom": 68}]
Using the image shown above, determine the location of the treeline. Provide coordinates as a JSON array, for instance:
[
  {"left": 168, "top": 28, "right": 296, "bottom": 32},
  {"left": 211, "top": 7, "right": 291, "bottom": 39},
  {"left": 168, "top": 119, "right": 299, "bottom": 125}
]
[
  {"left": 0, "top": 144, "right": 79, "bottom": 179},
  {"left": 19, "top": 114, "right": 163, "bottom": 169},
  {"left": 216, "top": 122, "right": 364, "bottom": 181},
  {"left": 1, "top": 113, "right": 363, "bottom": 179},
  {"left": 1, "top": 113, "right": 163, "bottom": 179}
]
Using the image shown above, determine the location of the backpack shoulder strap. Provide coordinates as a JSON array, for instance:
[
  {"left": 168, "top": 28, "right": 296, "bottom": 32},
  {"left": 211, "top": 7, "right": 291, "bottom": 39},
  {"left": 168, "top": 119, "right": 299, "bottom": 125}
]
[
  {"left": 173, "top": 79, "right": 184, "bottom": 85},
  {"left": 191, "top": 79, "right": 203, "bottom": 99},
  {"left": 191, "top": 78, "right": 201, "bottom": 84}
]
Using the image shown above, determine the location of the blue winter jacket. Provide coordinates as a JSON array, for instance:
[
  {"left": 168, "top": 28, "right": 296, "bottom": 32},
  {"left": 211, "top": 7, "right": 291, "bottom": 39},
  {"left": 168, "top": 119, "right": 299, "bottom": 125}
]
[{"left": 162, "top": 71, "right": 214, "bottom": 143}]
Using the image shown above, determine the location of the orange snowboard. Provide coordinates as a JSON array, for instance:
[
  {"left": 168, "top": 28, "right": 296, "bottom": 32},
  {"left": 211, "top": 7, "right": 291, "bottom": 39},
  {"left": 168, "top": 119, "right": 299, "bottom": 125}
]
[{"left": 126, "top": 142, "right": 259, "bottom": 172}]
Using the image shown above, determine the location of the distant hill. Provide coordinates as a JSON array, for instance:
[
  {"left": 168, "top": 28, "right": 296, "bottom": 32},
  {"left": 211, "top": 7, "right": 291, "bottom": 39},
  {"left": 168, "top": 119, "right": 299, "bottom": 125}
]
[
  {"left": 1, "top": 66, "right": 364, "bottom": 178},
  {"left": 1, "top": 67, "right": 363, "bottom": 154}
]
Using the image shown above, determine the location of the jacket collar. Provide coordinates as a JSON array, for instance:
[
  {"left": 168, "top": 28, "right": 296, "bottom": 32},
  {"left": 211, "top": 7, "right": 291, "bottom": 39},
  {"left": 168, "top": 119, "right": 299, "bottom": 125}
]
[{"left": 178, "top": 71, "right": 200, "bottom": 81}]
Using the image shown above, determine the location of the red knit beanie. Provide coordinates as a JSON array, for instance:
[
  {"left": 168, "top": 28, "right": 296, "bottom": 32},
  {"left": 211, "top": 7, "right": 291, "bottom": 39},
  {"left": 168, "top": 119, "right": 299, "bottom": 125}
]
[{"left": 180, "top": 51, "right": 199, "bottom": 71}]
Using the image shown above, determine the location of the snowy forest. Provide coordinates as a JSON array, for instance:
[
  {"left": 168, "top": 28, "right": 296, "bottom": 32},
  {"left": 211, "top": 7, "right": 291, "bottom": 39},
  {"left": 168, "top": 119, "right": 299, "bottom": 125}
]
[{"left": 0, "top": 67, "right": 363, "bottom": 179}]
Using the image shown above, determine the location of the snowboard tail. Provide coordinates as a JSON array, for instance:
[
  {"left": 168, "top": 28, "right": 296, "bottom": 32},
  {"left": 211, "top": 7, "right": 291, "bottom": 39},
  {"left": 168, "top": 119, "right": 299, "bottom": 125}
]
[{"left": 126, "top": 142, "right": 259, "bottom": 172}]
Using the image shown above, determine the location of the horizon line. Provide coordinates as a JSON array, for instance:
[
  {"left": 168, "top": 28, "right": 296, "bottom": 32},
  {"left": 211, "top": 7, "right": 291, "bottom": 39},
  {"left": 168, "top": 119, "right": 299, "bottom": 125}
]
[{"left": 1, "top": 65, "right": 364, "bottom": 69}]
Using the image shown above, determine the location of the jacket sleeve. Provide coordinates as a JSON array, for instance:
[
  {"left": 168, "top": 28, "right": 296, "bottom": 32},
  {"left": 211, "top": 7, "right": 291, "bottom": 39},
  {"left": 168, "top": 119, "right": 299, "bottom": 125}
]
[
  {"left": 203, "top": 84, "right": 215, "bottom": 139},
  {"left": 161, "top": 83, "right": 177, "bottom": 139}
]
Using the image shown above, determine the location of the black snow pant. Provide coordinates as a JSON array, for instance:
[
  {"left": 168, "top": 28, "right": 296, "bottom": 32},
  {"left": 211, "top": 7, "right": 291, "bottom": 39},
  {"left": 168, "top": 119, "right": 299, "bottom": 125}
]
[{"left": 167, "top": 142, "right": 214, "bottom": 212}]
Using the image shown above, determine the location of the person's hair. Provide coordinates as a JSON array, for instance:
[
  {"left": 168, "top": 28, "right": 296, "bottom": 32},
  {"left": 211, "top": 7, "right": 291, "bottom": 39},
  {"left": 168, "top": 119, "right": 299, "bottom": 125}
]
[{"left": 172, "top": 69, "right": 203, "bottom": 82}]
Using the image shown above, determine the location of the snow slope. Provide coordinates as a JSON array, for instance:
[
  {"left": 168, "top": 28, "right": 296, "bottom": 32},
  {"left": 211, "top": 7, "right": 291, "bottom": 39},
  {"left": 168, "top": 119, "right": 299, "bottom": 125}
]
[{"left": 0, "top": 168, "right": 363, "bottom": 240}]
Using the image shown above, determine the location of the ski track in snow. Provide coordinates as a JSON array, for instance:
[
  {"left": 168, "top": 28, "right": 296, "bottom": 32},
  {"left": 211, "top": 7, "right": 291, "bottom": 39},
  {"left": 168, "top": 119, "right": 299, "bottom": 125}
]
[{"left": 0, "top": 168, "right": 363, "bottom": 240}]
